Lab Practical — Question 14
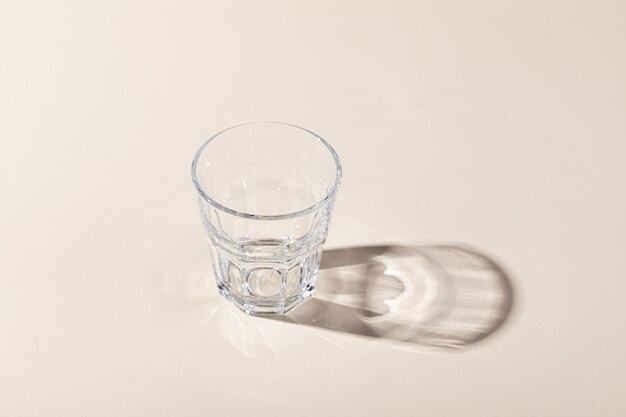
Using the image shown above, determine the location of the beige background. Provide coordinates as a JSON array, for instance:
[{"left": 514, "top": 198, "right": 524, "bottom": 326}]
[{"left": 1, "top": 0, "right": 625, "bottom": 416}]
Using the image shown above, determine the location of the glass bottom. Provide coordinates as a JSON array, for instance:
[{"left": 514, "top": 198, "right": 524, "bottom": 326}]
[
  {"left": 210, "top": 243, "right": 323, "bottom": 315},
  {"left": 217, "top": 282, "right": 315, "bottom": 315}
]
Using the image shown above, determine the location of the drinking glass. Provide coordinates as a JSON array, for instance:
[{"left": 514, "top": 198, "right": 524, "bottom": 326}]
[{"left": 191, "top": 122, "right": 342, "bottom": 314}]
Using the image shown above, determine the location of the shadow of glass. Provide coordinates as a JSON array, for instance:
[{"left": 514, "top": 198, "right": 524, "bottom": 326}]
[{"left": 266, "top": 244, "right": 515, "bottom": 350}]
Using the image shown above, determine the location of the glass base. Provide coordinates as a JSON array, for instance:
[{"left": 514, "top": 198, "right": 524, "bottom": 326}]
[
  {"left": 217, "top": 282, "right": 315, "bottom": 315},
  {"left": 209, "top": 242, "right": 323, "bottom": 315}
]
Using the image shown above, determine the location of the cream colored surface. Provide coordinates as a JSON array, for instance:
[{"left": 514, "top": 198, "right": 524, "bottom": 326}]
[{"left": 1, "top": 1, "right": 625, "bottom": 416}]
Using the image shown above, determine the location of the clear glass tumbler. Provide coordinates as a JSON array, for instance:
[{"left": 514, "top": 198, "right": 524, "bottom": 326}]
[{"left": 191, "top": 122, "right": 342, "bottom": 314}]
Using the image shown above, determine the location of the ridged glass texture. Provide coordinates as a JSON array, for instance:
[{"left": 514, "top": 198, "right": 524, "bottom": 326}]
[{"left": 192, "top": 122, "right": 341, "bottom": 314}]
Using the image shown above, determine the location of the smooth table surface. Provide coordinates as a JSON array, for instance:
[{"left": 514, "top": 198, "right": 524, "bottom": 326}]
[{"left": 1, "top": 1, "right": 625, "bottom": 416}]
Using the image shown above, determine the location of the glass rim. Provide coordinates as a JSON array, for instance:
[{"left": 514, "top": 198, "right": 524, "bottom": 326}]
[{"left": 191, "top": 121, "right": 342, "bottom": 220}]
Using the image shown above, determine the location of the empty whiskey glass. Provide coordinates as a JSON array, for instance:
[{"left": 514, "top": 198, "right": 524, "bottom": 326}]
[{"left": 191, "top": 122, "right": 342, "bottom": 314}]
